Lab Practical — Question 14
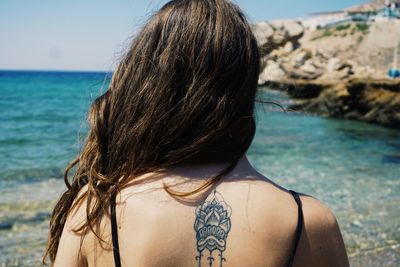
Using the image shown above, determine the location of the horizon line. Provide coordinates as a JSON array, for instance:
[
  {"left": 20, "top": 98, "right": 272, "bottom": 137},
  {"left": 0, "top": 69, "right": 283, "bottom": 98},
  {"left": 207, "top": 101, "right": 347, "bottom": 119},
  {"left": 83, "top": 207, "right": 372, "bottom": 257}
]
[{"left": 0, "top": 68, "right": 114, "bottom": 73}]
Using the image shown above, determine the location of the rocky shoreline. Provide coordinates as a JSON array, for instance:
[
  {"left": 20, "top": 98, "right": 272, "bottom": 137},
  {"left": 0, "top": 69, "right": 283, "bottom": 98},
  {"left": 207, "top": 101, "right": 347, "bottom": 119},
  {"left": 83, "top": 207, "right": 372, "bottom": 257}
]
[
  {"left": 253, "top": 20, "right": 400, "bottom": 129},
  {"left": 263, "top": 79, "right": 400, "bottom": 128}
]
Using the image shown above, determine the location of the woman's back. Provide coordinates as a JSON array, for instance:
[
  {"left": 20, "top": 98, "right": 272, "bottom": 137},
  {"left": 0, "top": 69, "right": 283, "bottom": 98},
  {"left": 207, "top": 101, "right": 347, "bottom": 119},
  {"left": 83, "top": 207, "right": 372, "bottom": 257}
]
[
  {"left": 45, "top": 1, "right": 349, "bottom": 266},
  {"left": 55, "top": 157, "right": 349, "bottom": 267}
]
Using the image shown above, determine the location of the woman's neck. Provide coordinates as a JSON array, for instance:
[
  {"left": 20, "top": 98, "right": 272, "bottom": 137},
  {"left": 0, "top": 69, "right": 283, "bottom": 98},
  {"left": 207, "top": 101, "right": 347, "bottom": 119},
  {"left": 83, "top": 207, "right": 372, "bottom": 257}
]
[{"left": 161, "top": 155, "right": 257, "bottom": 181}]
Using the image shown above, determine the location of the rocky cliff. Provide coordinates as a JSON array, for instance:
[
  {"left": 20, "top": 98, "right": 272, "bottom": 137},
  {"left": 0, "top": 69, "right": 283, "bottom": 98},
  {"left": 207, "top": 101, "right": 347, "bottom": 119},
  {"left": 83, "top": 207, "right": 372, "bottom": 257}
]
[{"left": 253, "top": 20, "right": 400, "bottom": 128}]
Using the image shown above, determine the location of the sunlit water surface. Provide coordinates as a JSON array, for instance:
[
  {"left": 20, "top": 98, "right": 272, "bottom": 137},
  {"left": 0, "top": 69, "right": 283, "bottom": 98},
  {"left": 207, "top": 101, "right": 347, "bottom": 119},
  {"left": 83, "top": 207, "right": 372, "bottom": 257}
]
[{"left": 0, "top": 71, "right": 399, "bottom": 266}]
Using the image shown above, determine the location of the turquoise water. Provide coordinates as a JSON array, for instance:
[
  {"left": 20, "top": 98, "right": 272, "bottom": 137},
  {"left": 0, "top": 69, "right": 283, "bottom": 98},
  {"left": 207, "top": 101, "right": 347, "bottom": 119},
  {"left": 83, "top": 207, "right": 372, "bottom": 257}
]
[{"left": 0, "top": 71, "right": 399, "bottom": 266}]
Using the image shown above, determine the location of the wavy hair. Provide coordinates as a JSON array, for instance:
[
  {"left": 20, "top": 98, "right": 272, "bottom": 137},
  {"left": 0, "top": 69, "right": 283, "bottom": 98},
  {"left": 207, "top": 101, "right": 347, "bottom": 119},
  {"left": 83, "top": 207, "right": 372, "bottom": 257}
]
[{"left": 44, "top": 0, "right": 260, "bottom": 263}]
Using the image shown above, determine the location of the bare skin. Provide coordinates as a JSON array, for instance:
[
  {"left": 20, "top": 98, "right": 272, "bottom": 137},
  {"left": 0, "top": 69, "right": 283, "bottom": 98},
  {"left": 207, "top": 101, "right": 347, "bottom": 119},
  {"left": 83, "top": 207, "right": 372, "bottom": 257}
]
[{"left": 54, "top": 156, "right": 349, "bottom": 267}]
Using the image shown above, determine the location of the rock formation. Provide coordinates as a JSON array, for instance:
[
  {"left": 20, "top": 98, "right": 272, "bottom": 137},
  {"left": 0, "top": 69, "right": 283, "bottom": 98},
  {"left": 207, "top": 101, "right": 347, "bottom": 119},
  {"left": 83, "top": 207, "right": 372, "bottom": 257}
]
[
  {"left": 288, "top": 79, "right": 400, "bottom": 128},
  {"left": 254, "top": 20, "right": 400, "bottom": 129},
  {"left": 252, "top": 20, "right": 304, "bottom": 56}
]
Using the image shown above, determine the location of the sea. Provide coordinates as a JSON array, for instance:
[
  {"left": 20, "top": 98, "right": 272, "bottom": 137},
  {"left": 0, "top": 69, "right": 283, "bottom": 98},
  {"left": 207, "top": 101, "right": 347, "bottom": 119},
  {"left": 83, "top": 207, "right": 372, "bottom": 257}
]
[{"left": 0, "top": 70, "right": 399, "bottom": 266}]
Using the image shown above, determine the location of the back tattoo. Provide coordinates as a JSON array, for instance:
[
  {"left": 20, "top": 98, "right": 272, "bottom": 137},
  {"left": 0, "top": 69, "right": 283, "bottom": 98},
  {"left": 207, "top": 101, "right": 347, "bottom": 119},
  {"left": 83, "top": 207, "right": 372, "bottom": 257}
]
[{"left": 194, "top": 190, "right": 232, "bottom": 267}]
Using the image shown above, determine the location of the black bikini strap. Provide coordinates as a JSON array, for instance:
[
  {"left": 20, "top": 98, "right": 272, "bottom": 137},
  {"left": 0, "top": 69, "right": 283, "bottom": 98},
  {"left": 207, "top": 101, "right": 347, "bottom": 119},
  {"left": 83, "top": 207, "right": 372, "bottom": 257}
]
[
  {"left": 111, "top": 193, "right": 122, "bottom": 267},
  {"left": 287, "top": 190, "right": 304, "bottom": 267}
]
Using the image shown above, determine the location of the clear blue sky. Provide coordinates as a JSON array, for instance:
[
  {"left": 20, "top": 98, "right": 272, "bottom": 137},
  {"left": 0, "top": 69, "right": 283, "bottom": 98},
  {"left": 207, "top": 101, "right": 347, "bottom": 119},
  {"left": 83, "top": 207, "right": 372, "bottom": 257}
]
[{"left": 0, "top": 0, "right": 367, "bottom": 71}]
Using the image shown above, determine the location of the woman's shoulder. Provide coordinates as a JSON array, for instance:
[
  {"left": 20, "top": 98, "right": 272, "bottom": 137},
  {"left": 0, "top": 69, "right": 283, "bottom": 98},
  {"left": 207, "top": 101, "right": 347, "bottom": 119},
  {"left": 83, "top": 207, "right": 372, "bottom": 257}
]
[
  {"left": 299, "top": 193, "right": 337, "bottom": 228},
  {"left": 53, "top": 185, "right": 89, "bottom": 267},
  {"left": 293, "top": 193, "right": 350, "bottom": 267},
  {"left": 226, "top": 168, "right": 349, "bottom": 267}
]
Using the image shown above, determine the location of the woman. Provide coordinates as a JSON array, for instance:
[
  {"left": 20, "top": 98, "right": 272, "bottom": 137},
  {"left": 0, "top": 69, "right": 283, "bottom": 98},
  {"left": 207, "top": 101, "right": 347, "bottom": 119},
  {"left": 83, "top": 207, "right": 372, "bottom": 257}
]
[{"left": 44, "top": 0, "right": 349, "bottom": 266}]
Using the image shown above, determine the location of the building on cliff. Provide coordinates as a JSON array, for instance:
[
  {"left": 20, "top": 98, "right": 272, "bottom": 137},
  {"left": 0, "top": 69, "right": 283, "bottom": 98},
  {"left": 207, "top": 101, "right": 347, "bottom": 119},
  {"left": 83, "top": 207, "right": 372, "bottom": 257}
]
[
  {"left": 346, "top": 0, "right": 400, "bottom": 21},
  {"left": 302, "top": 11, "right": 350, "bottom": 30},
  {"left": 302, "top": 0, "right": 400, "bottom": 30}
]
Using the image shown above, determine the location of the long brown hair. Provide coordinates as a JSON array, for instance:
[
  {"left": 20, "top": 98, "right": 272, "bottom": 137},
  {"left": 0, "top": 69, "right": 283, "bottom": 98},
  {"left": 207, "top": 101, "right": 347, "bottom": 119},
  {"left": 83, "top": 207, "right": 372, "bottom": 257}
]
[{"left": 44, "top": 0, "right": 260, "bottom": 263}]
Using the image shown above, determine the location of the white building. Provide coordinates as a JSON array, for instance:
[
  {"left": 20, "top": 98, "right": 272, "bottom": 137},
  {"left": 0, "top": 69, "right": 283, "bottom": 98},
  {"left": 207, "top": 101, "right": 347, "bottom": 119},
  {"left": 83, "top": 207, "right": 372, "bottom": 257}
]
[
  {"left": 303, "top": 0, "right": 400, "bottom": 30},
  {"left": 302, "top": 11, "right": 350, "bottom": 30}
]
